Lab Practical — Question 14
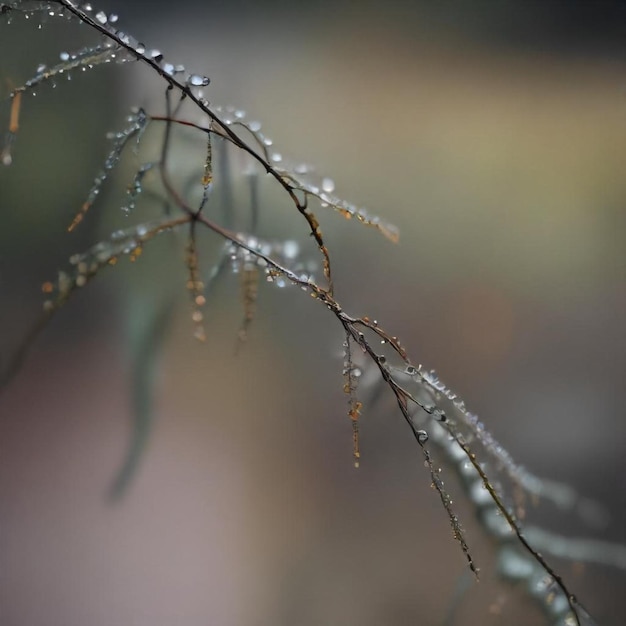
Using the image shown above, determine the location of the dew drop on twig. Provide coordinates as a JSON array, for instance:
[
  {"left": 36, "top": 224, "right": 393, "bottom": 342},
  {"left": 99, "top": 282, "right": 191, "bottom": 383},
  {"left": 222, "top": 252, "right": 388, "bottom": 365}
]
[
  {"left": 417, "top": 430, "right": 429, "bottom": 445},
  {"left": 187, "top": 74, "right": 210, "bottom": 87}
]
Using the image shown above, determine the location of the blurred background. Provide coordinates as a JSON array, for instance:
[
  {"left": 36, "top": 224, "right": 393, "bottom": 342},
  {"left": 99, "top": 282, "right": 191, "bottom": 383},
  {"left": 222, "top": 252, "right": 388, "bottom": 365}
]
[{"left": 0, "top": 1, "right": 625, "bottom": 625}]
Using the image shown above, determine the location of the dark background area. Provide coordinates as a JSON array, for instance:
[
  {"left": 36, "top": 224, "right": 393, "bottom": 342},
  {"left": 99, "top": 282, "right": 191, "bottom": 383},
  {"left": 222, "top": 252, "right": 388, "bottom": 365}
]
[{"left": 0, "top": 1, "right": 625, "bottom": 625}]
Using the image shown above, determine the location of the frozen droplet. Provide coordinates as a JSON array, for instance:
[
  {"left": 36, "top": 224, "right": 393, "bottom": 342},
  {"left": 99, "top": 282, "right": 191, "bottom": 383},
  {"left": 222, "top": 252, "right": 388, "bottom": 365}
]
[
  {"left": 248, "top": 120, "right": 261, "bottom": 132},
  {"left": 271, "top": 152, "right": 282, "bottom": 163},
  {"left": 94, "top": 10, "right": 107, "bottom": 24},
  {"left": 59, "top": 51, "right": 70, "bottom": 61},
  {"left": 417, "top": 430, "right": 429, "bottom": 445},
  {"left": 405, "top": 365, "right": 418, "bottom": 376},
  {"left": 187, "top": 74, "right": 210, "bottom": 87},
  {"left": 109, "top": 13, "right": 119, "bottom": 23},
  {"left": 149, "top": 49, "right": 163, "bottom": 62},
  {"left": 162, "top": 62, "right": 175, "bottom": 75},
  {"left": 36, "top": 63, "right": 46, "bottom": 74},
  {"left": 322, "top": 177, "right": 335, "bottom": 193},
  {"left": 135, "top": 43, "right": 145, "bottom": 54}
]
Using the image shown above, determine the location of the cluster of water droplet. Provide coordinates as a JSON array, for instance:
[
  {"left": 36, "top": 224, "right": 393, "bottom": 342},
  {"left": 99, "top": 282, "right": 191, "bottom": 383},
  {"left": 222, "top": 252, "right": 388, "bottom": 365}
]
[
  {"left": 121, "top": 162, "right": 155, "bottom": 215},
  {"left": 224, "top": 235, "right": 316, "bottom": 290},
  {"left": 1, "top": 1, "right": 75, "bottom": 27},
  {"left": 74, "top": 4, "right": 213, "bottom": 93},
  {"left": 312, "top": 181, "right": 397, "bottom": 238},
  {"left": 67, "top": 107, "right": 148, "bottom": 230},
  {"left": 5, "top": 2, "right": 212, "bottom": 99},
  {"left": 41, "top": 217, "right": 180, "bottom": 312},
  {"left": 383, "top": 355, "right": 575, "bottom": 516}
]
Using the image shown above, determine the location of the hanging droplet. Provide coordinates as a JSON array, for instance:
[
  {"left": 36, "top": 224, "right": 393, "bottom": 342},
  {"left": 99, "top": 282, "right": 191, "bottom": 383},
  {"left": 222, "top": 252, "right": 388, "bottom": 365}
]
[{"left": 187, "top": 74, "right": 210, "bottom": 87}]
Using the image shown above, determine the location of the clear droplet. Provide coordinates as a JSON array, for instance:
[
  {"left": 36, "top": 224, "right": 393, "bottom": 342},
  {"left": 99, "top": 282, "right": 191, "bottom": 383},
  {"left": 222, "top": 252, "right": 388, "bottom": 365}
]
[
  {"left": 417, "top": 430, "right": 429, "bottom": 445},
  {"left": 94, "top": 10, "right": 107, "bottom": 24},
  {"left": 322, "top": 177, "right": 335, "bottom": 193},
  {"left": 282, "top": 240, "right": 299, "bottom": 259},
  {"left": 187, "top": 74, "right": 210, "bottom": 87}
]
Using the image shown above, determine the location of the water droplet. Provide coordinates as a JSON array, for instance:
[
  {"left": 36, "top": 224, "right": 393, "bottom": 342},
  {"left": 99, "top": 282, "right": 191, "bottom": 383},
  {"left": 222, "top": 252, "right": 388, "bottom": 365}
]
[
  {"left": 162, "top": 62, "right": 175, "bottom": 75},
  {"left": 109, "top": 13, "right": 119, "bottom": 23},
  {"left": 271, "top": 152, "right": 282, "bottom": 163},
  {"left": 282, "top": 240, "right": 299, "bottom": 259},
  {"left": 322, "top": 177, "right": 335, "bottom": 193},
  {"left": 94, "top": 10, "right": 107, "bottom": 24},
  {"left": 59, "top": 51, "right": 70, "bottom": 61},
  {"left": 405, "top": 365, "right": 417, "bottom": 375},
  {"left": 417, "top": 430, "right": 429, "bottom": 444},
  {"left": 433, "top": 409, "right": 447, "bottom": 422},
  {"left": 248, "top": 120, "right": 261, "bottom": 132},
  {"left": 187, "top": 74, "right": 210, "bottom": 87}
]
